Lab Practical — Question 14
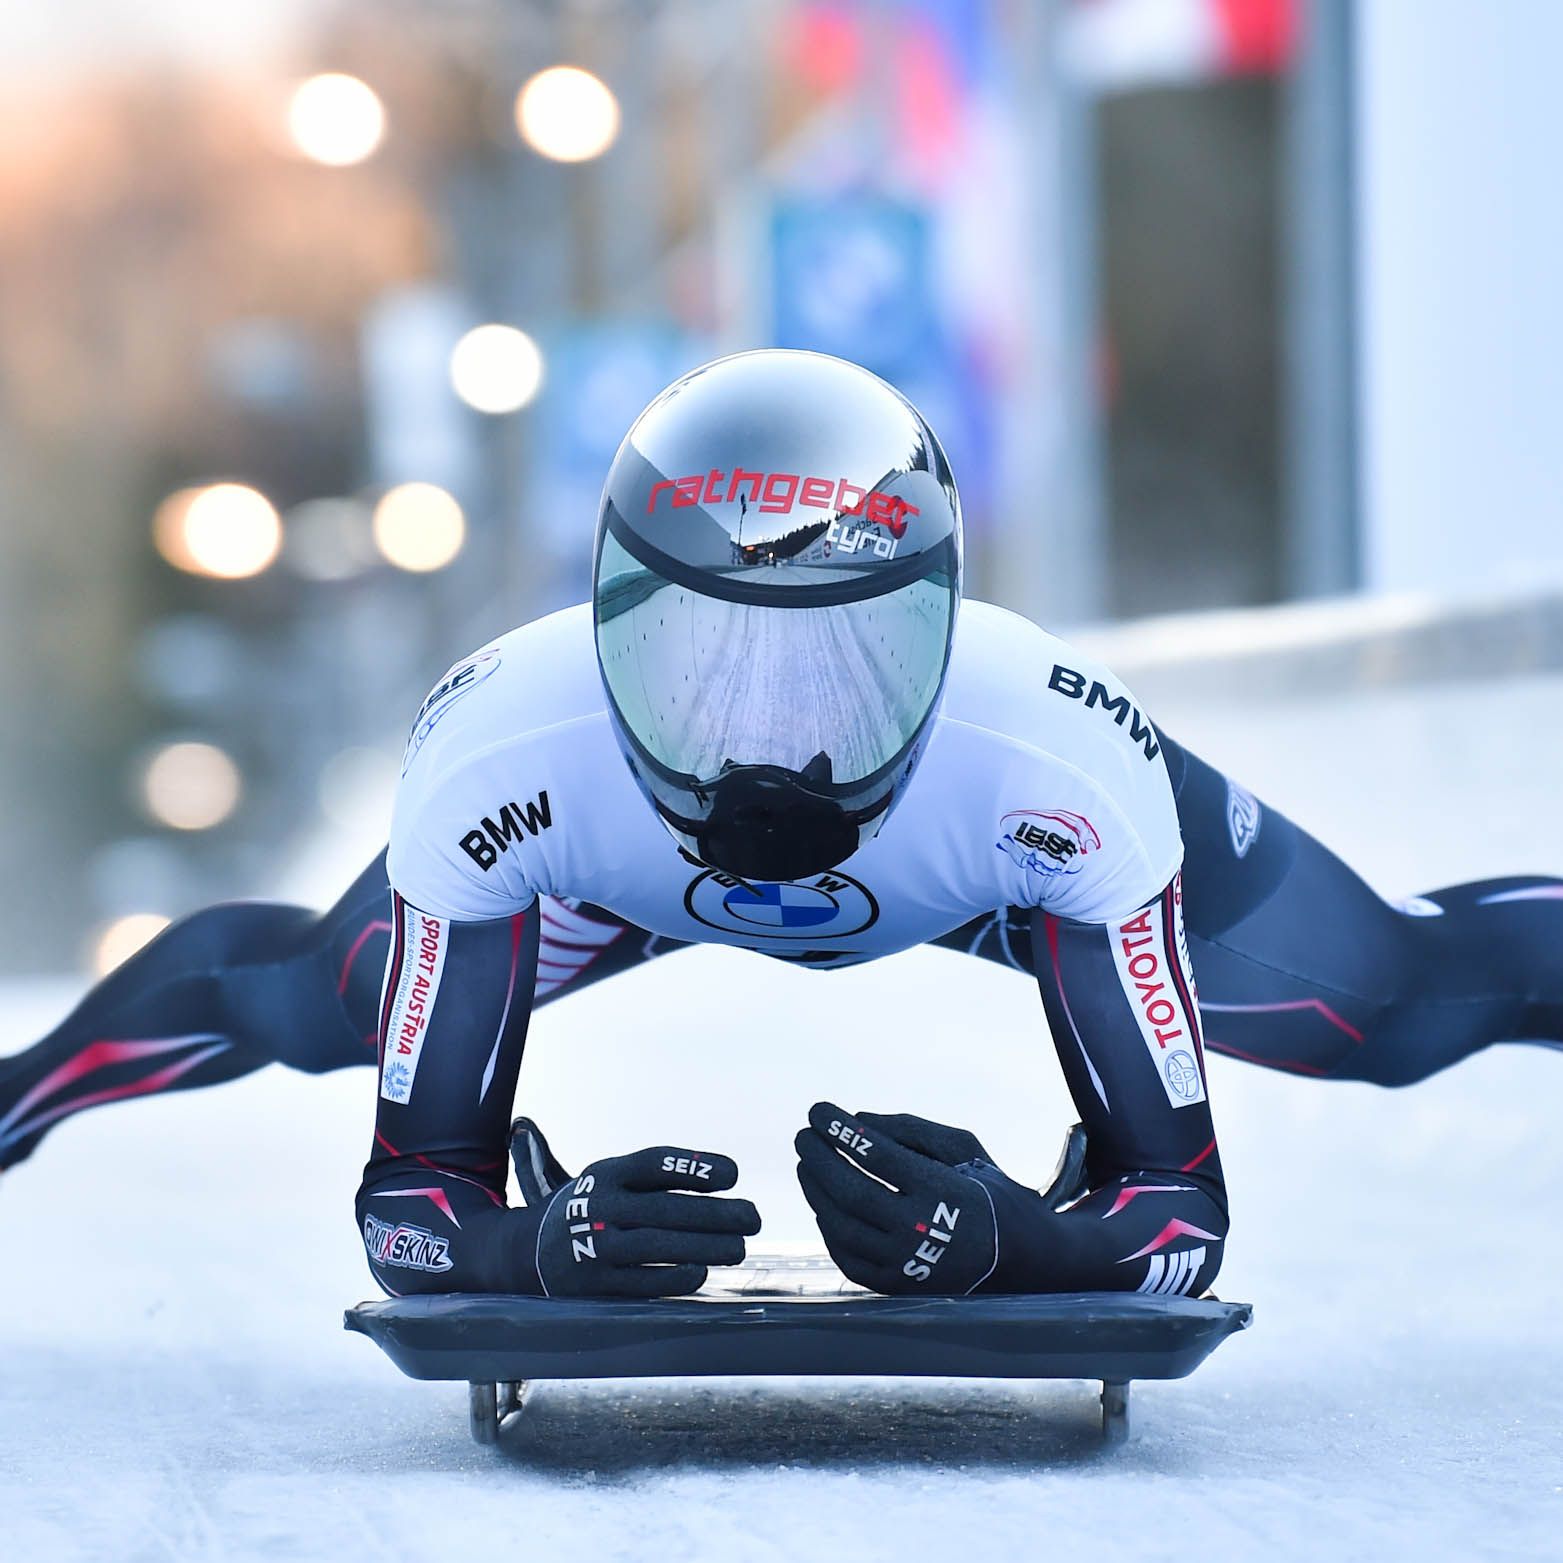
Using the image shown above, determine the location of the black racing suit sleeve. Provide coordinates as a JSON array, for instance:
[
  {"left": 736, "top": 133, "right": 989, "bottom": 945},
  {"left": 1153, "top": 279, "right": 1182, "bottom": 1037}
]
[
  {"left": 1027, "top": 873, "right": 1229, "bottom": 1296},
  {"left": 355, "top": 893, "right": 545, "bottom": 1295}
]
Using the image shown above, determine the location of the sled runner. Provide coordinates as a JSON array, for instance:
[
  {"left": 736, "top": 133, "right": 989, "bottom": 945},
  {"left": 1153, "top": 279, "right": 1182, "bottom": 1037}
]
[{"left": 346, "top": 1253, "right": 1251, "bottom": 1448}]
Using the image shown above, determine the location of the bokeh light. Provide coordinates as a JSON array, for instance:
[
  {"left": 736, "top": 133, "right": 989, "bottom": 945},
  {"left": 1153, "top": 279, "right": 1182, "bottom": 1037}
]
[
  {"left": 141, "top": 741, "right": 243, "bottom": 831},
  {"left": 283, "top": 497, "right": 377, "bottom": 582},
  {"left": 449, "top": 324, "right": 545, "bottom": 414},
  {"left": 515, "top": 66, "right": 621, "bottom": 162},
  {"left": 152, "top": 488, "right": 203, "bottom": 573},
  {"left": 91, "top": 913, "right": 172, "bottom": 977},
  {"left": 287, "top": 73, "right": 387, "bottom": 167},
  {"left": 153, "top": 483, "right": 282, "bottom": 579},
  {"left": 372, "top": 482, "right": 467, "bottom": 572}
]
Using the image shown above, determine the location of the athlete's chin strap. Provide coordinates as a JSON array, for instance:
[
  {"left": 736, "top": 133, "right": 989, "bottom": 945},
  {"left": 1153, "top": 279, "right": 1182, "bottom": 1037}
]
[{"left": 694, "top": 754, "right": 861, "bottom": 882}]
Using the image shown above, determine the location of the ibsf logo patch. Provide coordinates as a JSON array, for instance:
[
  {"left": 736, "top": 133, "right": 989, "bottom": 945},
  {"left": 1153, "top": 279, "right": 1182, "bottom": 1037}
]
[
  {"left": 402, "top": 648, "right": 502, "bottom": 774},
  {"left": 996, "top": 809, "right": 1100, "bottom": 884},
  {"left": 683, "top": 868, "right": 879, "bottom": 941}
]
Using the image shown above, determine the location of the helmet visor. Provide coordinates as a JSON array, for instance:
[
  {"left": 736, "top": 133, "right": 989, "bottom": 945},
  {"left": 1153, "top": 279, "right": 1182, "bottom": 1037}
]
[{"left": 595, "top": 526, "right": 955, "bottom": 795}]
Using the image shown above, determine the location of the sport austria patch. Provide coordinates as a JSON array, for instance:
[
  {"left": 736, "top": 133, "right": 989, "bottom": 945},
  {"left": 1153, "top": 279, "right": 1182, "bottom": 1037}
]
[
  {"left": 379, "top": 906, "right": 450, "bottom": 1103},
  {"left": 1225, "top": 781, "right": 1262, "bottom": 860}
]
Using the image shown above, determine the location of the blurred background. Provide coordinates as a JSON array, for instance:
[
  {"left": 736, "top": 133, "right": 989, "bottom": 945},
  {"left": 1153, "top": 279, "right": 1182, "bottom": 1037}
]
[{"left": 2, "top": 0, "right": 1558, "bottom": 977}]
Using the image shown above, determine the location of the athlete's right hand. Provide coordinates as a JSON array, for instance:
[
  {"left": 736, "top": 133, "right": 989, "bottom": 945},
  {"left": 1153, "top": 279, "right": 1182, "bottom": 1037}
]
[
  {"left": 356, "top": 1120, "right": 761, "bottom": 1299},
  {"left": 529, "top": 1144, "right": 761, "bottom": 1297}
]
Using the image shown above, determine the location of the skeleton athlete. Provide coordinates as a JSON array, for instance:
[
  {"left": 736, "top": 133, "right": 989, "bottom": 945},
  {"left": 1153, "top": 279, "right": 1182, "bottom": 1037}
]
[{"left": 5, "top": 352, "right": 1561, "bottom": 1300}]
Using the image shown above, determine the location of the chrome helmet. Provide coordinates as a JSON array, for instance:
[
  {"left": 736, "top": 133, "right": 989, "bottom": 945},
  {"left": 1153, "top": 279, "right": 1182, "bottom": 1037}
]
[{"left": 592, "top": 349, "right": 962, "bottom": 882}]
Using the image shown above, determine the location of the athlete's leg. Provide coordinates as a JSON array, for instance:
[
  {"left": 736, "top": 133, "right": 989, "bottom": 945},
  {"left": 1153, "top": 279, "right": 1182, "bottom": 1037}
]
[
  {"left": 0, "top": 854, "right": 395, "bottom": 1169},
  {"left": 930, "top": 906, "right": 1038, "bottom": 975},
  {"left": 1161, "top": 733, "right": 1563, "bottom": 1084},
  {"left": 931, "top": 738, "right": 1563, "bottom": 1087},
  {"left": 0, "top": 855, "right": 688, "bottom": 1169}
]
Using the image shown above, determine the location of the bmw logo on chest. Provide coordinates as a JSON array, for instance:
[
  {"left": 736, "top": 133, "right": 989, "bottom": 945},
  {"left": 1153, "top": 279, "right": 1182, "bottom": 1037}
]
[{"left": 684, "top": 869, "right": 879, "bottom": 940}]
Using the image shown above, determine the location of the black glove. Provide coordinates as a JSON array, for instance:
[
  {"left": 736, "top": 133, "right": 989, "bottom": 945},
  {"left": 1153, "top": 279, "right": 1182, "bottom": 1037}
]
[
  {"left": 795, "top": 1102, "right": 1225, "bottom": 1297},
  {"left": 517, "top": 1123, "right": 763, "bottom": 1297},
  {"left": 358, "top": 1119, "right": 761, "bottom": 1298}
]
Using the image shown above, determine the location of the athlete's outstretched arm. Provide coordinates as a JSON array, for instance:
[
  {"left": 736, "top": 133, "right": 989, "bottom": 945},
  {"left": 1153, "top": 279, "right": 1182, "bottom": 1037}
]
[
  {"left": 796, "top": 876, "right": 1226, "bottom": 1297},
  {"left": 355, "top": 895, "right": 758, "bottom": 1297}
]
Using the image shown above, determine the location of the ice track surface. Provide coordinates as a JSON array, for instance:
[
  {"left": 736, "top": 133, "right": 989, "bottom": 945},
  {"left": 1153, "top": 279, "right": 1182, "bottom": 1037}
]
[{"left": 4, "top": 673, "right": 1563, "bottom": 1563}]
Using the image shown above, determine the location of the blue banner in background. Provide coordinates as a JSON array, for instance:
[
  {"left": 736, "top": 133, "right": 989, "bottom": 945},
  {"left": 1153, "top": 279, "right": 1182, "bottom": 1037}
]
[
  {"left": 527, "top": 323, "right": 707, "bottom": 594},
  {"left": 906, "top": 0, "right": 989, "bottom": 86},
  {"left": 767, "top": 195, "right": 992, "bottom": 527},
  {"left": 769, "top": 196, "right": 940, "bottom": 380}
]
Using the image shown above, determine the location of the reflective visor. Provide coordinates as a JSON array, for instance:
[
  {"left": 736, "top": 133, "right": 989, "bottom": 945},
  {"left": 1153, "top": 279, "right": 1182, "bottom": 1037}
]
[{"left": 595, "top": 525, "right": 956, "bottom": 797}]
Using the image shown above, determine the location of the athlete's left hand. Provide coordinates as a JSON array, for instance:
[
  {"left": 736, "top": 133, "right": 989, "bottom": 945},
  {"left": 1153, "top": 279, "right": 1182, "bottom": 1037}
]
[
  {"left": 794, "top": 1101, "right": 1047, "bottom": 1294},
  {"left": 794, "top": 1102, "right": 1226, "bottom": 1297}
]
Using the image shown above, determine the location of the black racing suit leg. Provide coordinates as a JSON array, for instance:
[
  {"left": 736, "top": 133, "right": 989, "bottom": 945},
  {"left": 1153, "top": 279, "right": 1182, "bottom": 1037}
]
[
  {"left": 0, "top": 850, "right": 686, "bottom": 1169},
  {"left": 1159, "top": 732, "right": 1563, "bottom": 1084},
  {"left": 0, "top": 854, "right": 395, "bottom": 1170},
  {"left": 935, "top": 736, "right": 1563, "bottom": 1086}
]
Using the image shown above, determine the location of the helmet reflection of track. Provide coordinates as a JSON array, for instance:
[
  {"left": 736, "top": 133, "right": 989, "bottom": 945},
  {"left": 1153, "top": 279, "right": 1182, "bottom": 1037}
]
[{"left": 655, "top": 587, "right": 943, "bottom": 789}]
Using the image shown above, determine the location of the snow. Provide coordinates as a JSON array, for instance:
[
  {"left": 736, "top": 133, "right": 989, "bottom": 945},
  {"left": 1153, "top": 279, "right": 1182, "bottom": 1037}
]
[{"left": 4, "top": 672, "right": 1563, "bottom": 1563}]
